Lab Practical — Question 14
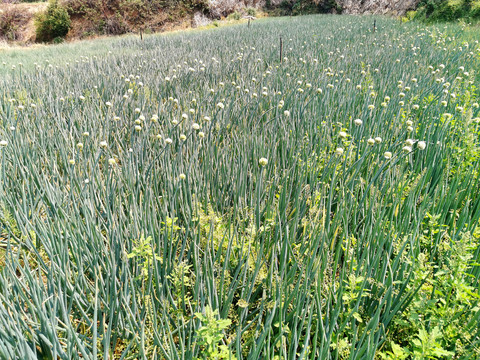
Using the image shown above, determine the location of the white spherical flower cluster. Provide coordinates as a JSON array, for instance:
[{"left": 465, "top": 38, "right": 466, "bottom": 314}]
[{"left": 259, "top": 157, "right": 268, "bottom": 167}]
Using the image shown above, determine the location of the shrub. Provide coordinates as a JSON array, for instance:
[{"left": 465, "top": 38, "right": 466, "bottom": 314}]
[
  {"left": 415, "top": 0, "right": 480, "bottom": 22},
  {"left": 35, "top": 0, "right": 71, "bottom": 42},
  {"left": 471, "top": 0, "right": 480, "bottom": 18},
  {"left": 226, "top": 11, "right": 241, "bottom": 20},
  {"left": 62, "top": 0, "right": 104, "bottom": 16},
  {"left": 246, "top": 7, "right": 256, "bottom": 16},
  {"left": 0, "top": 6, "right": 28, "bottom": 41}
]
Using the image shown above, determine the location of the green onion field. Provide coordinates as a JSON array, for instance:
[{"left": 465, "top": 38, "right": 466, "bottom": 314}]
[{"left": 1, "top": 15, "right": 480, "bottom": 359}]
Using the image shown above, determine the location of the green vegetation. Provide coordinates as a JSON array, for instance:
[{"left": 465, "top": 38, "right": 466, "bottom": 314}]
[
  {"left": 34, "top": 0, "right": 71, "bottom": 42},
  {"left": 414, "top": 0, "right": 480, "bottom": 22},
  {"left": 1, "top": 15, "right": 480, "bottom": 359}
]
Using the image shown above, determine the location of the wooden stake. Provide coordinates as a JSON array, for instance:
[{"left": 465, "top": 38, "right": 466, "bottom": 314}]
[{"left": 280, "top": 36, "right": 283, "bottom": 63}]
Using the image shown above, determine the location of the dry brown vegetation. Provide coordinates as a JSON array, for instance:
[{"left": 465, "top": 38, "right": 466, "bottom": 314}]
[{"left": 0, "top": 2, "right": 46, "bottom": 42}]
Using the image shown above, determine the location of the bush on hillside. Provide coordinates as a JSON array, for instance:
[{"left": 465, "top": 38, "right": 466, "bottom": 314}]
[
  {"left": 416, "top": 0, "right": 480, "bottom": 21},
  {"left": 35, "top": 0, "right": 71, "bottom": 42},
  {"left": 0, "top": 6, "right": 29, "bottom": 41},
  {"left": 471, "top": 0, "right": 480, "bottom": 18}
]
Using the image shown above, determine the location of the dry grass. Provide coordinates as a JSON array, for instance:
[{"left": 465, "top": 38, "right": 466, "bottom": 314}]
[{"left": 0, "top": 2, "right": 47, "bottom": 43}]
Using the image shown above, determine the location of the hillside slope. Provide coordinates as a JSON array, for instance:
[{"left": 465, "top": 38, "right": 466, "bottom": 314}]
[
  {"left": 339, "top": 0, "right": 420, "bottom": 15},
  {"left": 2, "top": 0, "right": 476, "bottom": 45},
  {"left": 0, "top": 2, "right": 47, "bottom": 43}
]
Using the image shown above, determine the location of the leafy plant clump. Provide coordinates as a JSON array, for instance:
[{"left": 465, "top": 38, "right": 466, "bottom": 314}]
[
  {"left": 414, "top": 0, "right": 480, "bottom": 22},
  {"left": 35, "top": 0, "right": 71, "bottom": 42}
]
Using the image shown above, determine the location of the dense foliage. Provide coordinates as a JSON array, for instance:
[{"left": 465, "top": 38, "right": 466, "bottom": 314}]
[
  {"left": 414, "top": 0, "right": 480, "bottom": 22},
  {"left": 34, "top": 0, "right": 71, "bottom": 42},
  {"left": 1, "top": 15, "right": 480, "bottom": 359}
]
